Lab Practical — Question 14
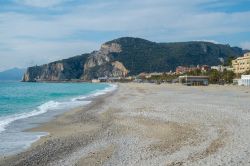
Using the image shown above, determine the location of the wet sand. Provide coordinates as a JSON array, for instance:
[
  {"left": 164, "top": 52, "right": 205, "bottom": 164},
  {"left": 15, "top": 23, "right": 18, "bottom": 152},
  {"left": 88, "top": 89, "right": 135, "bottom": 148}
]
[{"left": 1, "top": 83, "right": 250, "bottom": 166}]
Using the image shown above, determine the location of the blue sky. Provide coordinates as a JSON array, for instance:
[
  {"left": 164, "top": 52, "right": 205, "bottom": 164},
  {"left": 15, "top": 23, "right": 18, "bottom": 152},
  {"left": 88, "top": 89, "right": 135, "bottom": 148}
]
[{"left": 0, "top": 0, "right": 250, "bottom": 71}]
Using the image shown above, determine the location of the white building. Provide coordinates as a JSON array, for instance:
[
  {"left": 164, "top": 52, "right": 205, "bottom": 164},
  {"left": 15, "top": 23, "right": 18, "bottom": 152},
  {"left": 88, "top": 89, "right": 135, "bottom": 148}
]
[
  {"left": 238, "top": 75, "right": 250, "bottom": 86},
  {"left": 211, "top": 65, "right": 233, "bottom": 72},
  {"left": 92, "top": 79, "right": 100, "bottom": 83}
]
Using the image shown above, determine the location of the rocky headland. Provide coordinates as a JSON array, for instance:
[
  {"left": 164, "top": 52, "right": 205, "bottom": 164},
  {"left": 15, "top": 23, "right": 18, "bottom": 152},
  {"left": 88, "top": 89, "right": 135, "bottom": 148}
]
[{"left": 22, "top": 37, "right": 245, "bottom": 82}]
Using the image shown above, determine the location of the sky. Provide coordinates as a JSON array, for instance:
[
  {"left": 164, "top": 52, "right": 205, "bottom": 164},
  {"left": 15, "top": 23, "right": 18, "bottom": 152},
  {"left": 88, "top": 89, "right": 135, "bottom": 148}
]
[{"left": 0, "top": 0, "right": 250, "bottom": 71}]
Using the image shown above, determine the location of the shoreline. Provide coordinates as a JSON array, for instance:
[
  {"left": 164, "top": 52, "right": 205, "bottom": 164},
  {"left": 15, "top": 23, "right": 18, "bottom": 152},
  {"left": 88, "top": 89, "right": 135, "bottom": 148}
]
[
  {"left": 0, "top": 83, "right": 117, "bottom": 157},
  {"left": 28, "top": 88, "right": 117, "bottom": 148},
  {"left": 0, "top": 86, "right": 117, "bottom": 165},
  {"left": 1, "top": 83, "right": 250, "bottom": 165}
]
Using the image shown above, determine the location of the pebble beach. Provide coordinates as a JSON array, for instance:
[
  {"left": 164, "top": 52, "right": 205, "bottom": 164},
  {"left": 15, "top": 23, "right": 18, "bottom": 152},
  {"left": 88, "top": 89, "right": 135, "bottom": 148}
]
[{"left": 1, "top": 83, "right": 250, "bottom": 166}]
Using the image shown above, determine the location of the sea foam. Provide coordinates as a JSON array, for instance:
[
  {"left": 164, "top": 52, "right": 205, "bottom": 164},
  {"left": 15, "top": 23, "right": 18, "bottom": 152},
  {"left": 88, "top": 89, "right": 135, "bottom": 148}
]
[{"left": 0, "top": 101, "right": 59, "bottom": 133}]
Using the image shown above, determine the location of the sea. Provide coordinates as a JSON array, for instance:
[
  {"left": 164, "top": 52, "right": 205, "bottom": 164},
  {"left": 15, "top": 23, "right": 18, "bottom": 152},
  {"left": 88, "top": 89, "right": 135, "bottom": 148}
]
[{"left": 0, "top": 81, "right": 116, "bottom": 155}]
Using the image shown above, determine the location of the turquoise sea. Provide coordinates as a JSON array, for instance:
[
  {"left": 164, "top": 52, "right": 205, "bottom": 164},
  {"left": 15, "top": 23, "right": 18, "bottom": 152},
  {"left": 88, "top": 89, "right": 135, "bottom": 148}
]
[{"left": 0, "top": 82, "right": 116, "bottom": 155}]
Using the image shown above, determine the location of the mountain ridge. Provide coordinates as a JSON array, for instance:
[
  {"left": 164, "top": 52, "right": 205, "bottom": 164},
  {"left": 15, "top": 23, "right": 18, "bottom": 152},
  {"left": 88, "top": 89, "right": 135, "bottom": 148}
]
[
  {"left": 22, "top": 37, "right": 245, "bottom": 82},
  {"left": 0, "top": 68, "right": 26, "bottom": 81}
]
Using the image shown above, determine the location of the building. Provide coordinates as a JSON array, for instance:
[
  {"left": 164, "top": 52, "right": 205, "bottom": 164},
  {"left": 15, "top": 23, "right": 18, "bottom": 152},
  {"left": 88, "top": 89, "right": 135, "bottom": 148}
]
[
  {"left": 211, "top": 65, "right": 233, "bottom": 72},
  {"left": 233, "top": 79, "right": 239, "bottom": 85},
  {"left": 176, "top": 66, "right": 197, "bottom": 74},
  {"left": 124, "top": 76, "right": 133, "bottom": 80},
  {"left": 92, "top": 79, "right": 100, "bottom": 83},
  {"left": 146, "top": 72, "right": 163, "bottom": 79},
  {"left": 201, "top": 65, "right": 211, "bottom": 72},
  {"left": 238, "top": 75, "right": 250, "bottom": 86},
  {"left": 232, "top": 52, "right": 250, "bottom": 74},
  {"left": 176, "top": 65, "right": 210, "bottom": 74},
  {"left": 97, "top": 76, "right": 123, "bottom": 82},
  {"left": 98, "top": 76, "right": 108, "bottom": 82},
  {"left": 179, "top": 75, "right": 209, "bottom": 86},
  {"left": 108, "top": 77, "right": 121, "bottom": 82},
  {"left": 137, "top": 72, "right": 163, "bottom": 79}
]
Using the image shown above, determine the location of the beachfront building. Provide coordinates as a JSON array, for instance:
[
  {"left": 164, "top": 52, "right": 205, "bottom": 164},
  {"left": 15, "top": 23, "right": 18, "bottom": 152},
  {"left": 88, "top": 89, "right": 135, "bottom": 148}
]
[
  {"left": 137, "top": 72, "right": 163, "bottom": 79},
  {"left": 232, "top": 52, "right": 250, "bottom": 74},
  {"left": 211, "top": 65, "right": 233, "bottom": 72},
  {"left": 92, "top": 79, "right": 100, "bottom": 83},
  {"left": 98, "top": 76, "right": 108, "bottom": 82},
  {"left": 233, "top": 79, "right": 239, "bottom": 85},
  {"left": 238, "top": 75, "right": 250, "bottom": 86},
  {"left": 179, "top": 75, "right": 209, "bottom": 86},
  {"left": 97, "top": 76, "right": 123, "bottom": 82}
]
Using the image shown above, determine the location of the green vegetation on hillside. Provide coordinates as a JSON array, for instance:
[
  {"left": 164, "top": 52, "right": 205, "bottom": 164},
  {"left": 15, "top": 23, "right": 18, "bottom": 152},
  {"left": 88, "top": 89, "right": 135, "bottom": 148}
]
[{"left": 107, "top": 37, "right": 244, "bottom": 75}]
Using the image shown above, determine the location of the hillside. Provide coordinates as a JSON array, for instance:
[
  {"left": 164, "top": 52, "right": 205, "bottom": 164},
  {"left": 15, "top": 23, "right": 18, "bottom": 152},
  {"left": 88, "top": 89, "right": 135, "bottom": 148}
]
[
  {"left": 106, "top": 38, "right": 243, "bottom": 75},
  {"left": 23, "top": 37, "right": 245, "bottom": 82},
  {"left": 0, "top": 68, "right": 26, "bottom": 81}
]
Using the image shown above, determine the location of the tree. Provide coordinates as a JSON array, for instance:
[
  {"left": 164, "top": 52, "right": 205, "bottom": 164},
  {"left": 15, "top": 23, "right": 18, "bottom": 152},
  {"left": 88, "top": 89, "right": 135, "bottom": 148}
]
[
  {"left": 208, "top": 69, "right": 221, "bottom": 84},
  {"left": 222, "top": 70, "right": 235, "bottom": 83},
  {"left": 224, "top": 56, "right": 236, "bottom": 67},
  {"left": 187, "top": 69, "right": 202, "bottom": 76}
]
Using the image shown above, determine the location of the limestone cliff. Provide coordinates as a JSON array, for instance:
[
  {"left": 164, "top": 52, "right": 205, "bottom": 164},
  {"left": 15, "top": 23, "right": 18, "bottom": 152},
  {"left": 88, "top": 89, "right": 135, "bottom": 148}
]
[
  {"left": 22, "top": 54, "right": 88, "bottom": 82},
  {"left": 82, "top": 43, "right": 127, "bottom": 80},
  {"left": 83, "top": 61, "right": 129, "bottom": 80},
  {"left": 23, "top": 63, "right": 64, "bottom": 82},
  {"left": 22, "top": 42, "right": 128, "bottom": 82}
]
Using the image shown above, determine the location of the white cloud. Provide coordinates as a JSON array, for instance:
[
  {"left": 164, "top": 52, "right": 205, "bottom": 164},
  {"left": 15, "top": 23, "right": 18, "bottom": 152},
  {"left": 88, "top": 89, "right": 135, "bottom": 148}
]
[
  {"left": 0, "top": 38, "right": 99, "bottom": 71},
  {"left": 0, "top": 0, "right": 250, "bottom": 70},
  {"left": 4, "top": 1, "right": 250, "bottom": 39},
  {"left": 195, "top": 40, "right": 220, "bottom": 44},
  {"left": 15, "top": 0, "right": 69, "bottom": 8}
]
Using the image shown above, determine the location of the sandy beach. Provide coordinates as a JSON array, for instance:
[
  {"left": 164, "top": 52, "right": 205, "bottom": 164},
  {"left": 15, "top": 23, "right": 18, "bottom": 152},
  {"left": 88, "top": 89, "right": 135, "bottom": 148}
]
[{"left": 1, "top": 83, "right": 250, "bottom": 166}]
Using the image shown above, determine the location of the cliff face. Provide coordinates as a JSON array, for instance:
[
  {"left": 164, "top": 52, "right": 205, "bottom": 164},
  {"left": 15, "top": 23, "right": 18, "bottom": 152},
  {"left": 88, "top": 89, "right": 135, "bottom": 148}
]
[
  {"left": 82, "top": 43, "right": 127, "bottom": 80},
  {"left": 22, "top": 43, "right": 128, "bottom": 82},
  {"left": 23, "top": 63, "right": 64, "bottom": 82},
  {"left": 23, "top": 37, "right": 245, "bottom": 82},
  {"left": 22, "top": 54, "right": 88, "bottom": 82},
  {"left": 83, "top": 61, "right": 129, "bottom": 80}
]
